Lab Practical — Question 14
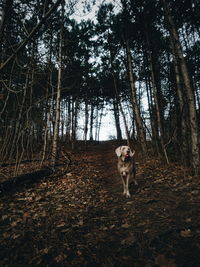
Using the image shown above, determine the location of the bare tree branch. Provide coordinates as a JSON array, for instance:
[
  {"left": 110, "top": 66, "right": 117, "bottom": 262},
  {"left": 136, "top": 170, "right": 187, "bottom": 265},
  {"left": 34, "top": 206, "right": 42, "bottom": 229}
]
[{"left": 0, "top": 0, "right": 63, "bottom": 72}]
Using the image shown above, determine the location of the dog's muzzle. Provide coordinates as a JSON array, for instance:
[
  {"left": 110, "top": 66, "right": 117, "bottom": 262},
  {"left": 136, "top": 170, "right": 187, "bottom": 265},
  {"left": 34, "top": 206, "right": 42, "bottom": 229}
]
[{"left": 124, "top": 154, "right": 131, "bottom": 161}]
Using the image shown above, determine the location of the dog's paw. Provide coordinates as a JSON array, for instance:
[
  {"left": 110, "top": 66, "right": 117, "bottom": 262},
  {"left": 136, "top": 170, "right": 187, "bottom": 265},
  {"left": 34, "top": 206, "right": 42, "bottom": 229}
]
[{"left": 126, "top": 192, "right": 131, "bottom": 198}]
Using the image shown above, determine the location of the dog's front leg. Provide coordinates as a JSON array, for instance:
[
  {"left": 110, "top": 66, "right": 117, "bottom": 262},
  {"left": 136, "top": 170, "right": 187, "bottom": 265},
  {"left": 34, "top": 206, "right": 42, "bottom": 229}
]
[
  {"left": 125, "top": 174, "right": 131, "bottom": 198},
  {"left": 121, "top": 175, "right": 126, "bottom": 195}
]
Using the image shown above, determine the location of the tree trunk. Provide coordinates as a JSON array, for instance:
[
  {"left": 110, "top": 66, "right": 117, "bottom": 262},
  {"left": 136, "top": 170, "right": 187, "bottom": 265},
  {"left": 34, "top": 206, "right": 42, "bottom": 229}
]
[
  {"left": 145, "top": 31, "right": 169, "bottom": 163},
  {"left": 162, "top": 0, "right": 199, "bottom": 173},
  {"left": 125, "top": 39, "right": 147, "bottom": 153},
  {"left": 112, "top": 75, "right": 130, "bottom": 144},
  {"left": 96, "top": 104, "right": 104, "bottom": 142},
  {"left": 9, "top": 68, "right": 28, "bottom": 161},
  {"left": 0, "top": 0, "right": 14, "bottom": 60},
  {"left": 170, "top": 35, "right": 189, "bottom": 164},
  {"left": 84, "top": 100, "right": 89, "bottom": 144},
  {"left": 145, "top": 72, "right": 160, "bottom": 154},
  {"left": 95, "top": 106, "right": 99, "bottom": 141},
  {"left": 65, "top": 97, "right": 71, "bottom": 141},
  {"left": 89, "top": 104, "right": 94, "bottom": 141},
  {"left": 113, "top": 99, "right": 122, "bottom": 141},
  {"left": 109, "top": 39, "right": 130, "bottom": 145},
  {"left": 51, "top": 4, "right": 63, "bottom": 167},
  {"left": 71, "top": 99, "right": 78, "bottom": 150}
]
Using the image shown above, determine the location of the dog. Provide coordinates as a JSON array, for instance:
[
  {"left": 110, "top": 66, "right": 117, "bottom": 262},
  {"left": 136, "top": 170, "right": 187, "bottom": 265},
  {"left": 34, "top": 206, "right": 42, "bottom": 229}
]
[{"left": 115, "top": 146, "right": 137, "bottom": 198}]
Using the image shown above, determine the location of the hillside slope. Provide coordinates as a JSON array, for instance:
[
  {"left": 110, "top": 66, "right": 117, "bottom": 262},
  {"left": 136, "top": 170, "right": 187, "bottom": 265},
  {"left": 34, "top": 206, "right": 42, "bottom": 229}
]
[{"left": 0, "top": 141, "right": 200, "bottom": 266}]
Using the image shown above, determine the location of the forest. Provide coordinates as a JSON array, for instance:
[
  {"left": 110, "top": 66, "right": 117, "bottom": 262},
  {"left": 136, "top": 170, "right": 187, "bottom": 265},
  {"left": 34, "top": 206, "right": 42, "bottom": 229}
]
[{"left": 0, "top": 0, "right": 200, "bottom": 266}]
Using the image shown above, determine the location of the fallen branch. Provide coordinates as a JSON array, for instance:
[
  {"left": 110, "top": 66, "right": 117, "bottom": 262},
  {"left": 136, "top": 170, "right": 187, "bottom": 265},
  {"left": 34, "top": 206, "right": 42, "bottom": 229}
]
[{"left": 0, "top": 167, "right": 54, "bottom": 194}]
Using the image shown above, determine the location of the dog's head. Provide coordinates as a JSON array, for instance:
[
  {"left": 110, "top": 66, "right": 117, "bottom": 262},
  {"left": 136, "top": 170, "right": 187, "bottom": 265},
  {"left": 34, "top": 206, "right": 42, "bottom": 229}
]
[{"left": 115, "top": 146, "right": 135, "bottom": 161}]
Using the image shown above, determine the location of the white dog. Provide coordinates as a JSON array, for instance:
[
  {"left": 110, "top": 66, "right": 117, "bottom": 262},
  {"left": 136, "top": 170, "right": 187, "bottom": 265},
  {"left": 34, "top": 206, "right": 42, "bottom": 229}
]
[{"left": 115, "top": 146, "right": 137, "bottom": 198}]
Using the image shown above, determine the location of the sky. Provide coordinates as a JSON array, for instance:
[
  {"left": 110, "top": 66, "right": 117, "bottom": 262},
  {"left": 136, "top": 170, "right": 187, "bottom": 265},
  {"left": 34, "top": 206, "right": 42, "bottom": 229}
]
[
  {"left": 70, "top": 0, "right": 122, "bottom": 23},
  {"left": 78, "top": 104, "right": 120, "bottom": 140}
]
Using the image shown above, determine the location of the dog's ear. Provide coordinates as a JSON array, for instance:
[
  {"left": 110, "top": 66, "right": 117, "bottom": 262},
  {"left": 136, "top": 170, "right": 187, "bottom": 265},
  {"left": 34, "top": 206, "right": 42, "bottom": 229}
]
[
  {"left": 115, "top": 146, "right": 122, "bottom": 157},
  {"left": 130, "top": 149, "right": 135, "bottom": 157}
]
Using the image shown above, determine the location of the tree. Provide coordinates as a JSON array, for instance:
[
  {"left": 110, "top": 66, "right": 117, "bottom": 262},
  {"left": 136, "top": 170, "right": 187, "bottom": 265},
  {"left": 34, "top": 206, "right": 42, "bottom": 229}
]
[
  {"left": 51, "top": 2, "right": 64, "bottom": 167},
  {"left": 162, "top": 0, "right": 199, "bottom": 173}
]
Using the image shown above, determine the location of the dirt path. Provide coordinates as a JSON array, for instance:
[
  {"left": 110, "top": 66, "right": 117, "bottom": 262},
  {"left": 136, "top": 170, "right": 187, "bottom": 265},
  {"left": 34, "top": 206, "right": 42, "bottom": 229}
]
[{"left": 0, "top": 141, "right": 200, "bottom": 266}]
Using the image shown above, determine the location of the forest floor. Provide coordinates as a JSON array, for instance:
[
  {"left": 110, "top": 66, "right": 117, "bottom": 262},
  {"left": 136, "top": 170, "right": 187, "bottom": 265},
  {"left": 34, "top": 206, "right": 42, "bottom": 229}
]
[{"left": 0, "top": 141, "right": 200, "bottom": 266}]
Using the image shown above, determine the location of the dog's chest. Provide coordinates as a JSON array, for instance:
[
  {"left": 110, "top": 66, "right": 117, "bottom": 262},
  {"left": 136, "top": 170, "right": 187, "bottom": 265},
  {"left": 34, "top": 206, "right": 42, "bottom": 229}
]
[{"left": 118, "top": 160, "right": 133, "bottom": 172}]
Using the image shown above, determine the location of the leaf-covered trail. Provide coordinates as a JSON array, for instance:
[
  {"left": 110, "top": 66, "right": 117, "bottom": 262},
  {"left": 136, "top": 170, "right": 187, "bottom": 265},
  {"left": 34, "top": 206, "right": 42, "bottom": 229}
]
[{"left": 0, "top": 141, "right": 200, "bottom": 266}]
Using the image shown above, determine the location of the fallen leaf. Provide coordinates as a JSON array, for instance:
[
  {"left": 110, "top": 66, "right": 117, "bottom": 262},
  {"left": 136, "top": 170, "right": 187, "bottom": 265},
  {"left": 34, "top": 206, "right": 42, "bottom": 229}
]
[
  {"left": 23, "top": 212, "right": 30, "bottom": 218},
  {"left": 180, "top": 229, "right": 192, "bottom": 237},
  {"left": 121, "top": 223, "right": 131, "bottom": 229},
  {"left": 11, "top": 221, "right": 19, "bottom": 227},
  {"left": 57, "top": 222, "right": 66, "bottom": 228},
  {"left": 35, "top": 196, "right": 43, "bottom": 201},
  {"left": 12, "top": 233, "right": 20, "bottom": 240}
]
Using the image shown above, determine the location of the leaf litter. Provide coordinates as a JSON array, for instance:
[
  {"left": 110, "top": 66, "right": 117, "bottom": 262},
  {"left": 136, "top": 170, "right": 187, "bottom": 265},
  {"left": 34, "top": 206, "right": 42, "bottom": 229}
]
[{"left": 0, "top": 141, "right": 200, "bottom": 266}]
